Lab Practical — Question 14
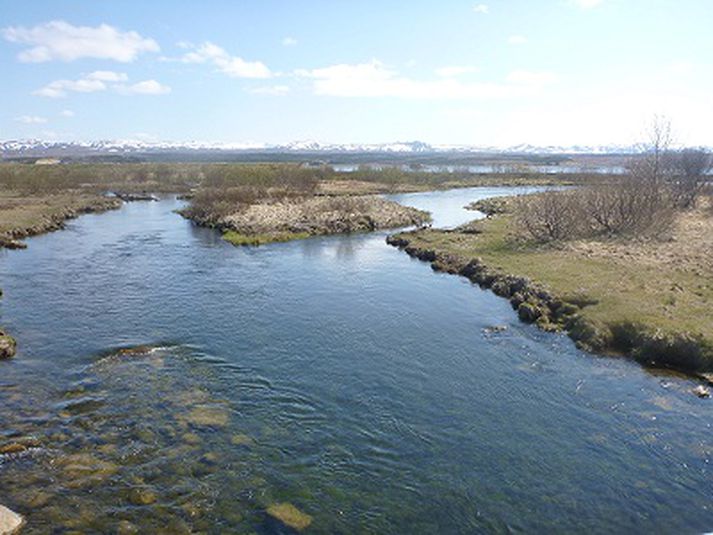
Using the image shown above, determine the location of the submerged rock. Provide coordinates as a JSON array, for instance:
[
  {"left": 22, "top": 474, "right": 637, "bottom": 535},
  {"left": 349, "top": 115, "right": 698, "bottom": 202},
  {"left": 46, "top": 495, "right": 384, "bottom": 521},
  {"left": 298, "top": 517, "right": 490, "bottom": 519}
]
[
  {"left": 116, "top": 345, "right": 155, "bottom": 357},
  {"left": 0, "top": 332, "right": 17, "bottom": 359},
  {"left": 693, "top": 385, "right": 710, "bottom": 398},
  {"left": 230, "top": 433, "right": 255, "bottom": 446},
  {"left": 0, "top": 504, "right": 24, "bottom": 535},
  {"left": 182, "top": 405, "right": 230, "bottom": 427},
  {"left": 267, "top": 502, "right": 313, "bottom": 531},
  {"left": 0, "top": 238, "right": 27, "bottom": 250},
  {"left": 57, "top": 453, "right": 119, "bottom": 488},
  {"left": 0, "top": 438, "right": 40, "bottom": 456},
  {"left": 127, "top": 488, "right": 158, "bottom": 506}
]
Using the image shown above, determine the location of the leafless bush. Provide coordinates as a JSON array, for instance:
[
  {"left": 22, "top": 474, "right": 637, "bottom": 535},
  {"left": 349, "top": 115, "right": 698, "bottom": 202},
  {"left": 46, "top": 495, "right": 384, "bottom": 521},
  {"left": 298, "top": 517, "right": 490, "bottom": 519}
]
[
  {"left": 670, "top": 148, "right": 712, "bottom": 208},
  {"left": 515, "top": 190, "right": 584, "bottom": 242},
  {"left": 183, "top": 187, "right": 262, "bottom": 222},
  {"left": 581, "top": 178, "right": 675, "bottom": 237}
]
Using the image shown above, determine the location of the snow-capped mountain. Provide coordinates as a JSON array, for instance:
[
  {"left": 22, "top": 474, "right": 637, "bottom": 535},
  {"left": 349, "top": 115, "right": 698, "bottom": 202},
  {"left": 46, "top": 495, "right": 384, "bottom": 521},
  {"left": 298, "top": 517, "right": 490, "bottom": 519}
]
[{"left": 0, "top": 138, "right": 641, "bottom": 158}]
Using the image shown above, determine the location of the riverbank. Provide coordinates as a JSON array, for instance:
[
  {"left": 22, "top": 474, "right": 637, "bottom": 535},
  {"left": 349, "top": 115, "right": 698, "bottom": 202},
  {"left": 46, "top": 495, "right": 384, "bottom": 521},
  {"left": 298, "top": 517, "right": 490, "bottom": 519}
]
[
  {"left": 316, "top": 174, "right": 576, "bottom": 196},
  {"left": 387, "top": 197, "right": 713, "bottom": 381},
  {"left": 0, "top": 192, "right": 122, "bottom": 249},
  {"left": 182, "top": 195, "right": 430, "bottom": 245}
]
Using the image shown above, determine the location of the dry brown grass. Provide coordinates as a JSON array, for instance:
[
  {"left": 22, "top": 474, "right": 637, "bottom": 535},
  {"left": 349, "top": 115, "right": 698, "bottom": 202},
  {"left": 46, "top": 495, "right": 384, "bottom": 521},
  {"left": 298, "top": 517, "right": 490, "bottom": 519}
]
[
  {"left": 563, "top": 197, "right": 713, "bottom": 276},
  {"left": 0, "top": 191, "right": 119, "bottom": 240}
]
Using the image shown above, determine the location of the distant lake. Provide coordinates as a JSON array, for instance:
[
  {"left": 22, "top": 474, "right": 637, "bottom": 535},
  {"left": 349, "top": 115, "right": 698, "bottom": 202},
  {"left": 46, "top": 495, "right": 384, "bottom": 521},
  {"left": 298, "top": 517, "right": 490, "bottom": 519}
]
[
  {"left": 0, "top": 187, "right": 711, "bottom": 533},
  {"left": 333, "top": 163, "right": 629, "bottom": 174}
]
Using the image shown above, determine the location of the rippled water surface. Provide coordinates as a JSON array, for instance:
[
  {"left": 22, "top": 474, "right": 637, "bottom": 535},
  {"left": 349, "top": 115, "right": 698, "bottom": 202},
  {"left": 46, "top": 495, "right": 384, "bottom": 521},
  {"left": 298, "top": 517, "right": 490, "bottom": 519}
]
[{"left": 0, "top": 188, "right": 711, "bottom": 534}]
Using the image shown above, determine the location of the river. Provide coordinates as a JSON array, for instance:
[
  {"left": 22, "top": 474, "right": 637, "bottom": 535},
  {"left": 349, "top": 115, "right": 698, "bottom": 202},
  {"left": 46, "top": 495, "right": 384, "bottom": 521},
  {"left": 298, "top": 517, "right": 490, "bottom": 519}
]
[{"left": 0, "top": 187, "right": 711, "bottom": 534}]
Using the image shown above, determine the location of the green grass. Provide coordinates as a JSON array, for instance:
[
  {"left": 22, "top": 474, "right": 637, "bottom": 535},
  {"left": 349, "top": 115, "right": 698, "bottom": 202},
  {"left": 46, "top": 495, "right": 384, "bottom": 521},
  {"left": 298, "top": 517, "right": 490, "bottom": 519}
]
[
  {"left": 394, "top": 212, "right": 713, "bottom": 373},
  {"left": 405, "top": 217, "right": 713, "bottom": 339},
  {"left": 222, "top": 230, "right": 312, "bottom": 246}
]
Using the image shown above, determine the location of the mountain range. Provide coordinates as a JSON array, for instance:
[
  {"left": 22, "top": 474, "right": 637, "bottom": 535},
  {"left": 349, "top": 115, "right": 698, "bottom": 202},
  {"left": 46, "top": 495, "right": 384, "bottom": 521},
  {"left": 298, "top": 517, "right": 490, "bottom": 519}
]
[{"left": 0, "top": 139, "right": 642, "bottom": 158}]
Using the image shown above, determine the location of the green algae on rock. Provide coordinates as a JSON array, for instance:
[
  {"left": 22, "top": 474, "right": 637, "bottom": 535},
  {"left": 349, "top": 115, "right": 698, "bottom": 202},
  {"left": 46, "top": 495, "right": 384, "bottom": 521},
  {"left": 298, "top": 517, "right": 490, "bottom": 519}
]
[
  {"left": 266, "top": 502, "right": 313, "bottom": 531},
  {"left": 0, "top": 331, "right": 17, "bottom": 359}
]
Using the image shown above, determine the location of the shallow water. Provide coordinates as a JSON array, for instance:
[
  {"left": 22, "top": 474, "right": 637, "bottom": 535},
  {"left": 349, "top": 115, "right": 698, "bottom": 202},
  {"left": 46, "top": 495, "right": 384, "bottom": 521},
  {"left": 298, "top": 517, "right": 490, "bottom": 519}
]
[{"left": 0, "top": 187, "right": 711, "bottom": 534}]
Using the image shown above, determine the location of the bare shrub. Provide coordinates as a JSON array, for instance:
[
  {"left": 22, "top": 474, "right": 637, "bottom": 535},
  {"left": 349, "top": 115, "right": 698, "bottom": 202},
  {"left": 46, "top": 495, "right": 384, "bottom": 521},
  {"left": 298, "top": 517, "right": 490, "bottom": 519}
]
[
  {"left": 670, "top": 148, "right": 712, "bottom": 209},
  {"left": 183, "top": 187, "right": 263, "bottom": 223},
  {"left": 582, "top": 179, "right": 675, "bottom": 237},
  {"left": 515, "top": 190, "right": 584, "bottom": 242}
]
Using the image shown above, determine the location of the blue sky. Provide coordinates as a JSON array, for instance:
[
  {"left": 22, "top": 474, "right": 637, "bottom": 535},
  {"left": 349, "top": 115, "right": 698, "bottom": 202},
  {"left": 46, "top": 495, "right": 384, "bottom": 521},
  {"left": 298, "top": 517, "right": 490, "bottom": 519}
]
[{"left": 1, "top": 0, "right": 711, "bottom": 147}]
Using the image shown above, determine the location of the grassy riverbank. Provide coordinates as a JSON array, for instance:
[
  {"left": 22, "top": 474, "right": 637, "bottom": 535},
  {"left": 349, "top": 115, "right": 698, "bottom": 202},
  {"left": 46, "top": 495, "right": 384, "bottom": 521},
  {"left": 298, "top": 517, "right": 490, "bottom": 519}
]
[
  {"left": 0, "top": 192, "right": 122, "bottom": 249},
  {"left": 388, "top": 197, "right": 713, "bottom": 378}
]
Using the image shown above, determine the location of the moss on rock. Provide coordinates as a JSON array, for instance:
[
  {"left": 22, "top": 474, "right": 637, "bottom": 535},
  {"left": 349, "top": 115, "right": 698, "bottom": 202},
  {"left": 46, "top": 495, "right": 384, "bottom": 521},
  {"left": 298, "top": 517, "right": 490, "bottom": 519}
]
[{"left": 266, "top": 502, "right": 313, "bottom": 531}]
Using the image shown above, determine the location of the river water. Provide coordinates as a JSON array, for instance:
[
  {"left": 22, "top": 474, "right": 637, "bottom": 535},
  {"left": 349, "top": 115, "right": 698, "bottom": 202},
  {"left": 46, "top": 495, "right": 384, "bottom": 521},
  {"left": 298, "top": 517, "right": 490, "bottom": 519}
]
[{"left": 0, "top": 187, "right": 711, "bottom": 534}]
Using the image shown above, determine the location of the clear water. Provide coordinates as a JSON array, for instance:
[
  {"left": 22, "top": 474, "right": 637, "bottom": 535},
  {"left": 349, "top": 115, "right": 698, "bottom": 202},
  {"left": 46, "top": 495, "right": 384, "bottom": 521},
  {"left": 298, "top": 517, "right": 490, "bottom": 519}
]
[
  {"left": 0, "top": 188, "right": 711, "bottom": 534},
  {"left": 332, "top": 164, "right": 628, "bottom": 175}
]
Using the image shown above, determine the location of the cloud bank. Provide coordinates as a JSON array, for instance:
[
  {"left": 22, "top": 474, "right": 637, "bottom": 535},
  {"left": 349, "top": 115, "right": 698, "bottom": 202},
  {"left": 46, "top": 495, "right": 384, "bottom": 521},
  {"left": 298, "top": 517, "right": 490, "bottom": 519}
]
[{"left": 2, "top": 20, "right": 159, "bottom": 62}]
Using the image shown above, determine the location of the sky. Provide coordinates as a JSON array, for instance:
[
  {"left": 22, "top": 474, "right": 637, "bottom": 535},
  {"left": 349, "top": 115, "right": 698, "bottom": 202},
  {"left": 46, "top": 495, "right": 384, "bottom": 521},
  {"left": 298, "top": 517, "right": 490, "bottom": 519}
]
[{"left": 1, "top": 0, "right": 711, "bottom": 147}]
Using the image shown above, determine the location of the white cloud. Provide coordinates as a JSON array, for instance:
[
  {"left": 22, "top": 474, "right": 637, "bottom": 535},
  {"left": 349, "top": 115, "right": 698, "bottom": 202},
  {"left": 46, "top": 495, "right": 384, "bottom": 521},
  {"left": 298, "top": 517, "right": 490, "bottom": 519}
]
[
  {"left": 180, "top": 42, "right": 271, "bottom": 78},
  {"left": 296, "top": 60, "right": 555, "bottom": 100},
  {"left": 508, "top": 35, "right": 528, "bottom": 45},
  {"left": 473, "top": 4, "right": 489, "bottom": 14},
  {"left": 1, "top": 20, "right": 159, "bottom": 63},
  {"left": 15, "top": 115, "right": 47, "bottom": 124},
  {"left": 35, "top": 73, "right": 169, "bottom": 97},
  {"left": 60, "top": 109, "right": 75, "bottom": 117},
  {"left": 117, "top": 80, "right": 172, "bottom": 95},
  {"left": 34, "top": 77, "right": 107, "bottom": 98},
  {"left": 435, "top": 65, "right": 480, "bottom": 77},
  {"left": 571, "top": 0, "right": 604, "bottom": 8},
  {"left": 506, "top": 70, "right": 558, "bottom": 85},
  {"left": 249, "top": 85, "right": 290, "bottom": 96},
  {"left": 282, "top": 36, "right": 298, "bottom": 46},
  {"left": 87, "top": 70, "right": 128, "bottom": 82}
]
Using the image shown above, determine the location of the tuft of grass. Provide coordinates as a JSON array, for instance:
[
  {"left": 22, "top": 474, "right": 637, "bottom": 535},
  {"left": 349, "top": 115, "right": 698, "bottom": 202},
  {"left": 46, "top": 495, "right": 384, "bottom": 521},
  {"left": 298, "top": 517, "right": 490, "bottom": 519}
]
[{"left": 222, "top": 230, "right": 311, "bottom": 246}]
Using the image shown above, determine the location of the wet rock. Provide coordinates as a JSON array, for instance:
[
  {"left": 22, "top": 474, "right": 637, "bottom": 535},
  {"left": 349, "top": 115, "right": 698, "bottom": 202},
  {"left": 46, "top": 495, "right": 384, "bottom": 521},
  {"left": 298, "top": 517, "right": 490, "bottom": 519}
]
[
  {"left": 693, "top": 385, "right": 710, "bottom": 398},
  {"left": 183, "top": 405, "right": 229, "bottom": 427},
  {"left": 128, "top": 488, "right": 158, "bottom": 506},
  {"left": 200, "top": 452, "right": 219, "bottom": 465},
  {"left": 491, "top": 280, "right": 512, "bottom": 298},
  {"left": 182, "top": 432, "right": 201, "bottom": 445},
  {"left": 482, "top": 325, "right": 508, "bottom": 334},
  {"left": 230, "top": 433, "right": 255, "bottom": 446},
  {"left": 116, "top": 520, "right": 139, "bottom": 535},
  {"left": 57, "top": 453, "right": 119, "bottom": 488},
  {"left": 0, "top": 443, "right": 26, "bottom": 456},
  {"left": 0, "top": 438, "right": 41, "bottom": 456},
  {"left": 0, "top": 504, "right": 24, "bottom": 535},
  {"left": 266, "top": 502, "right": 313, "bottom": 531},
  {"left": 0, "top": 332, "right": 17, "bottom": 359},
  {"left": 536, "top": 316, "right": 560, "bottom": 333},
  {"left": 517, "top": 302, "right": 543, "bottom": 323},
  {"left": 116, "top": 345, "right": 155, "bottom": 357},
  {"left": 0, "top": 238, "right": 27, "bottom": 250},
  {"left": 25, "top": 490, "right": 52, "bottom": 509}
]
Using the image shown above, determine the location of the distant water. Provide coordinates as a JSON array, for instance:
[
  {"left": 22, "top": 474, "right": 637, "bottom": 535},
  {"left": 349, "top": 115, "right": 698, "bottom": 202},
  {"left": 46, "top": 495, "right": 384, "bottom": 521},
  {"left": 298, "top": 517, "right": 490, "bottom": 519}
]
[
  {"left": 0, "top": 188, "right": 711, "bottom": 533},
  {"left": 333, "top": 163, "right": 629, "bottom": 174}
]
